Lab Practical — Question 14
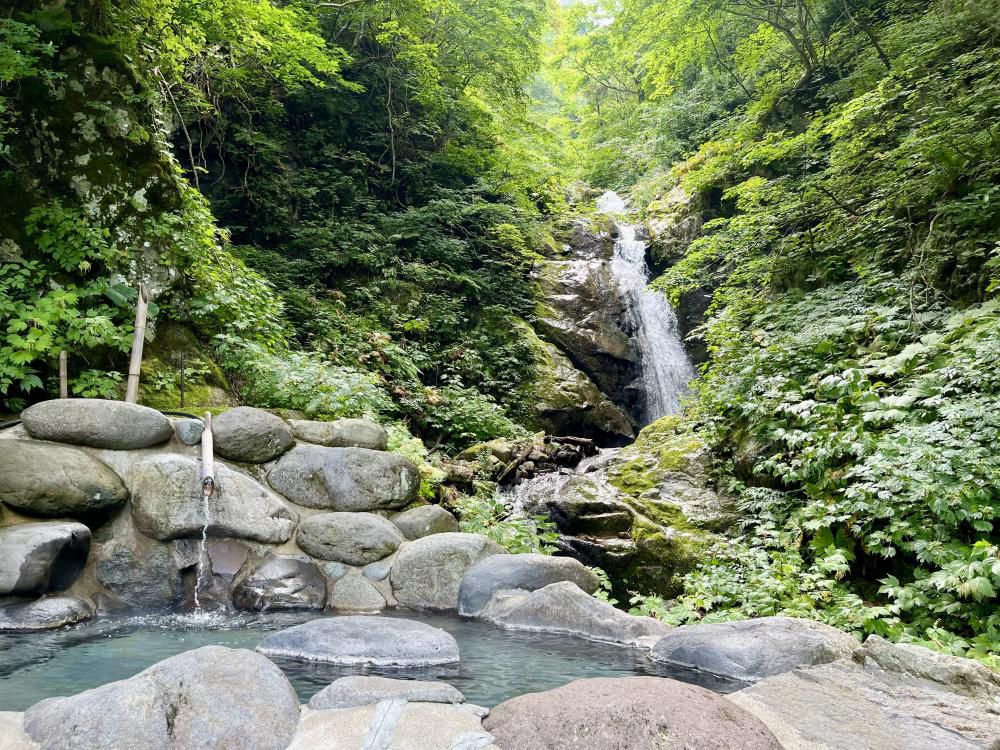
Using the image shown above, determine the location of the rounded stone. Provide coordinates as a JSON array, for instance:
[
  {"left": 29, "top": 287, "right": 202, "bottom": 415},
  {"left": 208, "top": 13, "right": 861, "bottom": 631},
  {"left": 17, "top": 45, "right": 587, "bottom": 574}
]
[
  {"left": 23, "top": 646, "right": 300, "bottom": 750},
  {"left": 0, "top": 440, "right": 128, "bottom": 518},
  {"left": 0, "top": 522, "right": 91, "bottom": 596},
  {"left": 296, "top": 512, "right": 403, "bottom": 565},
  {"left": 212, "top": 406, "right": 294, "bottom": 463},
  {"left": 20, "top": 398, "right": 173, "bottom": 449},
  {"left": 390, "top": 505, "right": 459, "bottom": 540},
  {"left": 308, "top": 676, "right": 465, "bottom": 710},
  {"left": 389, "top": 532, "right": 506, "bottom": 611},
  {"left": 327, "top": 574, "right": 386, "bottom": 612},
  {"left": 0, "top": 596, "right": 94, "bottom": 632},
  {"left": 288, "top": 418, "right": 388, "bottom": 450},
  {"left": 173, "top": 418, "right": 204, "bottom": 446},
  {"left": 232, "top": 554, "right": 326, "bottom": 611},
  {"left": 483, "top": 676, "right": 782, "bottom": 749},
  {"left": 458, "top": 553, "right": 600, "bottom": 617},
  {"left": 267, "top": 445, "right": 419, "bottom": 511},
  {"left": 256, "top": 615, "right": 459, "bottom": 666}
]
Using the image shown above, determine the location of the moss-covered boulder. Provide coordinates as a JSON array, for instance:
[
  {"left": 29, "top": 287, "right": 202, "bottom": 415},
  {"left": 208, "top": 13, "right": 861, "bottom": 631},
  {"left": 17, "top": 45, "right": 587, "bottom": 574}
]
[{"left": 138, "top": 323, "right": 235, "bottom": 411}]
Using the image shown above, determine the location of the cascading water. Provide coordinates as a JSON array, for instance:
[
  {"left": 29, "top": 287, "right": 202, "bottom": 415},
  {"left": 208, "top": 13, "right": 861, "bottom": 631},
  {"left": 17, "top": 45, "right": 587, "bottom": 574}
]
[
  {"left": 598, "top": 191, "right": 694, "bottom": 422},
  {"left": 192, "top": 492, "right": 210, "bottom": 612}
]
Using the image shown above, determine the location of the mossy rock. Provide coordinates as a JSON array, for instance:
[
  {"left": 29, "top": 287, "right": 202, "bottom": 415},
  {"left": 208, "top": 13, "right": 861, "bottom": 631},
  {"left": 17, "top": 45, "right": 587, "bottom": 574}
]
[{"left": 138, "top": 323, "right": 235, "bottom": 411}]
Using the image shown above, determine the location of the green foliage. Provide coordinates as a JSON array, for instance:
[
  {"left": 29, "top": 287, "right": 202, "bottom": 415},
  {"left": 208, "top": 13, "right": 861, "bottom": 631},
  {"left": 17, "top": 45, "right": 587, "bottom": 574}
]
[{"left": 455, "top": 489, "right": 560, "bottom": 554}]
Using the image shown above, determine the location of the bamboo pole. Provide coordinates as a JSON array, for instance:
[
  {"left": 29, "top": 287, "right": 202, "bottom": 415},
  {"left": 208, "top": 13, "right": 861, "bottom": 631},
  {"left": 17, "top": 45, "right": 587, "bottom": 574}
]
[
  {"left": 58, "top": 351, "right": 68, "bottom": 399},
  {"left": 201, "top": 412, "right": 215, "bottom": 497},
  {"left": 124, "top": 285, "right": 149, "bottom": 403}
]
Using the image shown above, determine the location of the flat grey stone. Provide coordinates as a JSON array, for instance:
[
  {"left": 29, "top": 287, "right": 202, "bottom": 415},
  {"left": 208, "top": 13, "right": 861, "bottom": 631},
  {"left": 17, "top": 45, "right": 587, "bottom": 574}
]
[
  {"left": 0, "top": 522, "right": 91, "bottom": 596},
  {"left": 0, "top": 440, "right": 128, "bottom": 517},
  {"left": 391, "top": 505, "right": 459, "bottom": 540},
  {"left": 0, "top": 596, "right": 93, "bottom": 631},
  {"left": 458, "top": 553, "right": 599, "bottom": 617},
  {"left": 650, "top": 616, "right": 857, "bottom": 682},
  {"left": 268, "top": 445, "right": 419, "bottom": 511},
  {"left": 130, "top": 454, "right": 297, "bottom": 543},
  {"left": 212, "top": 407, "right": 294, "bottom": 463},
  {"left": 23, "top": 646, "right": 299, "bottom": 750},
  {"left": 479, "top": 581, "right": 670, "bottom": 646},
  {"left": 296, "top": 512, "right": 403, "bottom": 565},
  {"left": 173, "top": 418, "right": 204, "bottom": 446},
  {"left": 390, "top": 533, "right": 505, "bottom": 611},
  {"left": 232, "top": 554, "right": 326, "bottom": 611},
  {"left": 20, "top": 399, "right": 173, "bottom": 449},
  {"left": 322, "top": 562, "right": 349, "bottom": 581},
  {"left": 288, "top": 418, "right": 388, "bottom": 450},
  {"left": 308, "top": 676, "right": 465, "bottom": 710},
  {"left": 327, "top": 574, "right": 386, "bottom": 611},
  {"left": 257, "top": 615, "right": 459, "bottom": 666}
]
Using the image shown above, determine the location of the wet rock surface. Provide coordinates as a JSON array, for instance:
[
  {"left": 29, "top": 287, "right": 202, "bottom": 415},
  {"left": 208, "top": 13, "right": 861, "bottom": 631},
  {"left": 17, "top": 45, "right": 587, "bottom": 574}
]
[
  {"left": 307, "top": 676, "right": 466, "bottom": 710},
  {"left": 0, "top": 596, "right": 93, "bottom": 632},
  {"left": 295, "top": 512, "right": 403, "bottom": 565},
  {"left": 20, "top": 399, "right": 173, "bottom": 450},
  {"left": 212, "top": 407, "right": 295, "bottom": 463},
  {"left": 458, "top": 553, "right": 599, "bottom": 617},
  {"left": 288, "top": 418, "right": 388, "bottom": 450},
  {"left": 0, "top": 523, "right": 91, "bottom": 597},
  {"left": 232, "top": 554, "right": 326, "bottom": 611},
  {"left": 390, "top": 533, "right": 506, "bottom": 611},
  {"left": 327, "top": 573, "right": 387, "bottom": 611}
]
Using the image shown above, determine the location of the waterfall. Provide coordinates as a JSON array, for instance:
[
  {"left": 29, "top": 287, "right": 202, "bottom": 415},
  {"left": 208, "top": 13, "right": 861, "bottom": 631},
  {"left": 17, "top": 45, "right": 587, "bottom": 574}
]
[
  {"left": 598, "top": 191, "right": 694, "bottom": 422},
  {"left": 192, "top": 493, "right": 210, "bottom": 612}
]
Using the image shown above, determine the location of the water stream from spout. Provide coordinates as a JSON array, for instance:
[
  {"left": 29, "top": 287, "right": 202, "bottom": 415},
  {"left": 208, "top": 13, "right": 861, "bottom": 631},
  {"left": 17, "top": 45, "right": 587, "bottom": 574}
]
[{"left": 192, "top": 493, "right": 210, "bottom": 612}]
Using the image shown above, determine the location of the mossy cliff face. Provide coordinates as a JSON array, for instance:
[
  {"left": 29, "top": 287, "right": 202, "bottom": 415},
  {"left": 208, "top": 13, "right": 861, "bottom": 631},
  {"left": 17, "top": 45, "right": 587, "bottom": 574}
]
[{"left": 137, "top": 323, "right": 236, "bottom": 411}]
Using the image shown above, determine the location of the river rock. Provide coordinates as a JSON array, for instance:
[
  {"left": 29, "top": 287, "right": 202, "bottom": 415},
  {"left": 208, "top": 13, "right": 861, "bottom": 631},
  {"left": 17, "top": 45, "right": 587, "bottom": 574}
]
[
  {"left": 23, "top": 646, "right": 299, "bottom": 750},
  {"left": 458, "top": 553, "right": 599, "bottom": 617},
  {"left": 296, "top": 512, "right": 403, "bottom": 565},
  {"left": 650, "top": 616, "right": 857, "bottom": 682},
  {"left": 308, "top": 676, "right": 465, "bottom": 710},
  {"left": 389, "top": 533, "right": 505, "bottom": 610},
  {"left": 0, "top": 441, "right": 128, "bottom": 518},
  {"left": 267, "top": 445, "right": 419, "bottom": 511},
  {"left": 20, "top": 398, "right": 173, "bottom": 449},
  {"left": 391, "top": 505, "right": 459, "bottom": 540},
  {"left": 327, "top": 574, "right": 386, "bottom": 611},
  {"left": 288, "top": 418, "right": 388, "bottom": 450},
  {"left": 480, "top": 581, "right": 669, "bottom": 646},
  {"left": 232, "top": 554, "right": 326, "bottom": 611},
  {"left": 0, "top": 522, "right": 91, "bottom": 596},
  {"left": 257, "top": 615, "right": 459, "bottom": 666},
  {"left": 92, "top": 514, "right": 185, "bottom": 609},
  {"left": 0, "top": 712, "right": 34, "bottom": 750},
  {"left": 130, "top": 454, "right": 297, "bottom": 543},
  {"left": 0, "top": 596, "right": 93, "bottom": 631},
  {"left": 212, "top": 407, "right": 294, "bottom": 463},
  {"left": 728, "top": 636, "right": 1000, "bottom": 749},
  {"left": 484, "top": 676, "right": 781, "bottom": 750},
  {"left": 173, "top": 418, "right": 204, "bottom": 446},
  {"left": 288, "top": 702, "right": 495, "bottom": 750}
]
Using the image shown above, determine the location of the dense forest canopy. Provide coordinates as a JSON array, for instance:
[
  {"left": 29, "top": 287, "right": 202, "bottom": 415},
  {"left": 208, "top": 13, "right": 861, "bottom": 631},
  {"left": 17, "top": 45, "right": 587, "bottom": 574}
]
[{"left": 2, "top": 0, "right": 1000, "bottom": 665}]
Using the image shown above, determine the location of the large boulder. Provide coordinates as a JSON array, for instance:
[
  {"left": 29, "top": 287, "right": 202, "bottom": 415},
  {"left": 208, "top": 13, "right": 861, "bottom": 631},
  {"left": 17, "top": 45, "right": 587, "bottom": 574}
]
[
  {"left": 650, "top": 616, "right": 857, "bottom": 682},
  {"left": 268, "top": 445, "right": 420, "bottom": 511},
  {"left": 232, "top": 554, "right": 326, "bottom": 611},
  {"left": 391, "top": 505, "right": 459, "bottom": 540},
  {"left": 0, "top": 596, "right": 93, "bottom": 631},
  {"left": 0, "top": 522, "right": 91, "bottom": 596},
  {"left": 308, "top": 676, "right": 465, "bottom": 710},
  {"left": 296, "top": 512, "right": 403, "bottom": 565},
  {"left": 0, "top": 441, "right": 128, "bottom": 518},
  {"left": 458, "top": 554, "right": 599, "bottom": 617},
  {"left": 212, "top": 407, "right": 294, "bottom": 463},
  {"left": 92, "top": 513, "right": 185, "bottom": 609},
  {"left": 23, "top": 646, "right": 299, "bottom": 750},
  {"left": 20, "top": 399, "right": 173, "bottom": 449},
  {"left": 389, "top": 533, "right": 505, "bottom": 611},
  {"left": 257, "top": 615, "right": 459, "bottom": 666},
  {"left": 288, "top": 702, "right": 495, "bottom": 750},
  {"left": 288, "top": 418, "right": 388, "bottom": 450},
  {"left": 728, "top": 636, "right": 1000, "bottom": 750},
  {"left": 130, "top": 455, "right": 297, "bottom": 543},
  {"left": 327, "top": 574, "right": 386, "bottom": 612},
  {"left": 0, "top": 712, "right": 34, "bottom": 750},
  {"left": 484, "top": 676, "right": 781, "bottom": 750},
  {"left": 479, "top": 581, "right": 669, "bottom": 646}
]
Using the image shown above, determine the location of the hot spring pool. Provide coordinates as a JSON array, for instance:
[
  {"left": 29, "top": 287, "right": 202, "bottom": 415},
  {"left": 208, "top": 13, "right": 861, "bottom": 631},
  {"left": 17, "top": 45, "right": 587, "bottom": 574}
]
[{"left": 0, "top": 610, "right": 742, "bottom": 710}]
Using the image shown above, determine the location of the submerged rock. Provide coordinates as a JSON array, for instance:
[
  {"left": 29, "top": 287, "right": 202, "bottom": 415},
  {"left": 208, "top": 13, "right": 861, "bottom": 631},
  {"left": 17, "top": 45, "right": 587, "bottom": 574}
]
[
  {"left": 0, "top": 522, "right": 91, "bottom": 596},
  {"left": 130, "top": 455, "right": 297, "bottom": 543},
  {"left": 308, "top": 676, "right": 465, "bottom": 710},
  {"left": 288, "top": 418, "right": 388, "bottom": 450},
  {"left": 479, "top": 581, "right": 669, "bottom": 646},
  {"left": 212, "top": 406, "right": 295, "bottom": 463},
  {"left": 257, "top": 615, "right": 459, "bottom": 666},
  {"left": 650, "top": 616, "right": 857, "bottom": 682},
  {"left": 327, "top": 574, "right": 386, "bottom": 612},
  {"left": 296, "top": 512, "right": 403, "bottom": 565},
  {"left": 0, "top": 596, "right": 93, "bottom": 631},
  {"left": 23, "top": 646, "right": 299, "bottom": 750},
  {"left": 232, "top": 554, "right": 326, "bottom": 611},
  {"left": 268, "top": 445, "right": 420, "bottom": 511},
  {"left": 389, "top": 533, "right": 506, "bottom": 611},
  {"left": 20, "top": 399, "right": 173, "bottom": 449},
  {"left": 391, "top": 505, "right": 459, "bottom": 540},
  {"left": 0, "top": 441, "right": 128, "bottom": 518},
  {"left": 457, "top": 553, "right": 599, "bottom": 617},
  {"left": 484, "top": 676, "right": 781, "bottom": 750}
]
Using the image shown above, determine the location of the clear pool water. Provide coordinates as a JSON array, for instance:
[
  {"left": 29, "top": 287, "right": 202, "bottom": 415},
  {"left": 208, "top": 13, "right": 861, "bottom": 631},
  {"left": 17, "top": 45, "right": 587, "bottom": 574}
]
[{"left": 0, "top": 610, "right": 743, "bottom": 710}]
